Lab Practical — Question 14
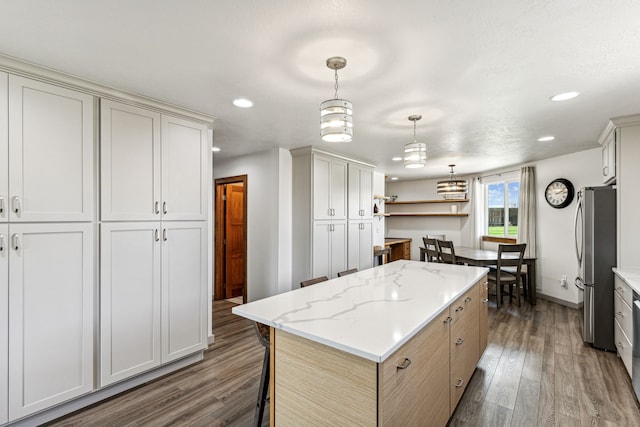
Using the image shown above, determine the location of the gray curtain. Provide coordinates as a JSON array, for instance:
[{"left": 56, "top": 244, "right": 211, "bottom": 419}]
[{"left": 517, "top": 166, "right": 536, "bottom": 257}]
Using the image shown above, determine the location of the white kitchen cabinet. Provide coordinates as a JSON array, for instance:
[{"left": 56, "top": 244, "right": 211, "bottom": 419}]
[
  {"left": 161, "top": 222, "right": 207, "bottom": 362},
  {"left": 0, "top": 73, "right": 7, "bottom": 224},
  {"left": 348, "top": 221, "right": 373, "bottom": 271},
  {"left": 348, "top": 163, "right": 373, "bottom": 220},
  {"left": 601, "top": 127, "right": 617, "bottom": 184},
  {"left": 312, "top": 221, "right": 347, "bottom": 279},
  {"left": 8, "top": 223, "right": 94, "bottom": 420},
  {"left": 100, "top": 222, "right": 162, "bottom": 386},
  {"left": 313, "top": 155, "right": 347, "bottom": 221},
  {"left": 101, "top": 100, "right": 208, "bottom": 221},
  {"left": 0, "top": 224, "right": 7, "bottom": 424},
  {"left": 8, "top": 76, "right": 94, "bottom": 222},
  {"left": 100, "top": 221, "right": 207, "bottom": 385}
]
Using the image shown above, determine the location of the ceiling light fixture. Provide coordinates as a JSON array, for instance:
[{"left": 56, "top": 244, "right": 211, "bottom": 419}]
[
  {"left": 537, "top": 136, "right": 555, "bottom": 142},
  {"left": 232, "top": 98, "right": 254, "bottom": 108},
  {"left": 437, "top": 164, "right": 468, "bottom": 199},
  {"left": 404, "top": 115, "right": 427, "bottom": 168},
  {"left": 320, "top": 57, "right": 352, "bottom": 142},
  {"left": 392, "top": 156, "right": 402, "bottom": 161},
  {"left": 550, "top": 91, "right": 580, "bottom": 102},
  {"left": 211, "top": 146, "right": 221, "bottom": 152},
  {"left": 390, "top": 177, "right": 399, "bottom": 181}
]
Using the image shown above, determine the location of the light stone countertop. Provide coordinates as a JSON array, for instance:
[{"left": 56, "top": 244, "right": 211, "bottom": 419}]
[
  {"left": 232, "top": 260, "right": 488, "bottom": 362},
  {"left": 613, "top": 268, "right": 640, "bottom": 294}
]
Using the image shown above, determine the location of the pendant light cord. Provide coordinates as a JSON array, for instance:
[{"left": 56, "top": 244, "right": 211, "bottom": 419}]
[{"left": 334, "top": 68, "right": 339, "bottom": 99}]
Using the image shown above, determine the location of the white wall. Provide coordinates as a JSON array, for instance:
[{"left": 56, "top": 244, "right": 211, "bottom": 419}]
[
  {"left": 213, "top": 147, "right": 293, "bottom": 302},
  {"left": 372, "top": 171, "right": 386, "bottom": 247},
  {"left": 384, "top": 147, "right": 603, "bottom": 306}
]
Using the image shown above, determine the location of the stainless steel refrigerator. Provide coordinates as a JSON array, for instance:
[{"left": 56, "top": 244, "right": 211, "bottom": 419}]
[{"left": 574, "top": 185, "right": 616, "bottom": 351}]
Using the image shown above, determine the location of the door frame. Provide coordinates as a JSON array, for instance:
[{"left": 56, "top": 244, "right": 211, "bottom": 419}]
[{"left": 214, "top": 175, "right": 248, "bottom": 302}]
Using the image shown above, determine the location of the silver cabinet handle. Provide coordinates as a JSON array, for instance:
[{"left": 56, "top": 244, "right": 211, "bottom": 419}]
[
  {"left": 12, "top": 233, "right": 19, "bottom": 251},
  {"left": 464, "top": 296, "right": 473, "bottom": 303},
  {"left": 603, "top": 165, "right": 608, "bottom": 176},
  {"left": 155, "top": 229, "right": 160, "bottom": 242},
  {"left": 155, "top": 201, "right": 160, "bottom": 214},
  {"left": 455, "top": 306, "right": 464, "bottom": 313},
  {"left": 455, "top": 337, "right": 464, "bottom": 345},
  {"left": 12, "top": 196, "right": 20, "bottom": 214},
  {"left": 482, "top": 298, "right": 489, "bottom": 303},
  {"left": 162, "top": 202, "right": 168, "bottom": 215},
  {"left": 0, "top": 234, "right": 4, "bottom": 252},
  {"left": 396, "top": 357, "right": 412, "bottom": 370},
  {"left": 616, "top": 311, "right": 624, "bottom": 318},
  {"left": 455, "top": 378, "right": 464, "bottom": 388},
  {"left": 617, "top": 341, "right": 625, "bottom": 350},
  {"left": 162, "top": 229, "right": 168, "bottom": 241},
  {"left": 0, "top": 196, "right": 4, "bottom": 214},
  {"left": 443, "top": 316, "right": 452, "bottom": 324}
]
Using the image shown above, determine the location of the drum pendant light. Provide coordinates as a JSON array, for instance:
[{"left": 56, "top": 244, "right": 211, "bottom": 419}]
[
  {"left": 404, "top": 115, "right": 427, "bottom": 168},
  {"left": 437, "top": 164, "right": 468, "bottom": 198},
  {"left": 320, "top": 57, "right": 353, "bottom": 142}
]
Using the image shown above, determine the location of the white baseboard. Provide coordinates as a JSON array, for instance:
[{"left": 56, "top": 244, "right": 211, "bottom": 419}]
[{"left": 537, "top": 292, "right": 583, "bottom": 310}]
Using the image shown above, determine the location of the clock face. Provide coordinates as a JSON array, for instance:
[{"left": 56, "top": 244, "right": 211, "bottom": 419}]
[{"left": 545, "top": 178, "right": 574, "bottom": 208}]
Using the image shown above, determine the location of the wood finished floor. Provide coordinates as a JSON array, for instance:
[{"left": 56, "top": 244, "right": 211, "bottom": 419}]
[{"left": 46, "top": 298, "right": 640, "bottom": 426}]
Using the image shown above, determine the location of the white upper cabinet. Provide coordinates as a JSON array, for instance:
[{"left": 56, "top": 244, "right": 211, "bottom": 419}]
[
  {"left": 161, "top": 116, "right": 208, "bottom": 221},
  {"left": 313, "top": 155, "right": 347, "bottom": 221},
  {"left": 8, "top": 223, "right": 94, "bottom": 419},
  {"left": 8, "top": 76, "right": 94, "bottom": 222},
  {"left": 0, "top": 73, "right": 7, "bottom": 223},
  {"left": 101, "top": 100, "right": 208, "bottom": 221},
  {"left": 348, "top": 164, "right": 373, "bottom": 219},
  {"left": 161, "top": 222, "right": 207, "bottom": 362},
  {"left": 601, "top": 127, "right": 617, "bottom": 184},
  {"left": 0, "top": 224, "right": 7, "bottom": 424},
  {"left": 101, "top": 100, "right": 162, "bottom": 221}
]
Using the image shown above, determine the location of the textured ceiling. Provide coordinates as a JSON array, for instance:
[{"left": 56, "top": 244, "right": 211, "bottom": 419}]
[{"left": 1, "top": 0, "right": 639, "bottom": 179}]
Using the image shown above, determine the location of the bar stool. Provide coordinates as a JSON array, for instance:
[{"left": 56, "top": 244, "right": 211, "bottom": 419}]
[
  {"left": 374, "top": 246, "right": 391, "bottom": 265},
  {"left": 253, "top": 323, "right": 270, "bottom": 427}
]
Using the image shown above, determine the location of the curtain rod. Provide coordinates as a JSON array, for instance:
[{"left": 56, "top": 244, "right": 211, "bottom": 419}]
[{"left": 476, "top": 168, "right": 520, "bottom": 180}]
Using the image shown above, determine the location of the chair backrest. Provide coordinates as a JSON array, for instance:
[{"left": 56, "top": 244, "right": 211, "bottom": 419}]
[
  {"left": 427, "top": 234, "right": 446, "bottom": 241},
  {"left": 337, "top": 268, "right": 358, "bottom": 277},
  {"left": 437, "top": 240, "right": 457, "bottom": 264},
  {"left": 496, "top": 244, "right": 526, "bottom": 275},
  {"left": 300, "top": 276, "right": 329, "bottom": 288},
  {"left": 422, "top": 237, "right": 439, "bottom": 262}
]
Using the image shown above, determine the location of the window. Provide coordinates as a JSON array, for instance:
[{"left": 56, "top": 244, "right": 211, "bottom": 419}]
[{"left": 486, "top": 179, "right": 520, "bottom": 236}]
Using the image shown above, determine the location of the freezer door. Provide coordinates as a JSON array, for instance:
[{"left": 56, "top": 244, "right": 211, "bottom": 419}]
[
  {"left": 582, "top": 188, "right": 595, "bottom": 284},
  {"left": 574, "top": 189, "right": 584, "bottom": 278},
  {"left": 583, "top": 283, "right": 594, "bottom": 343}
]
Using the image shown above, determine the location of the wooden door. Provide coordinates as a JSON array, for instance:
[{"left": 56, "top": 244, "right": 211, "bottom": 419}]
[
  {"left": 225, "top": 183, "right": 245, "bottom": 298},
  {"left": 100, "top": 99, "right": 161, "bottom": 221},
  {"left": 161, "top": 115, "right": 208, "bottom": 221},
  {"left": 214, "top": 176, "right": 247, "bottom": 301},
  {"left": 100, "top": 222, "right": 161, "bottom": 386},
  {"left": 8, "top": 223, "right": 94, "bottom": 419},
  {"left": 8, "top": 75, "right": 94, "bottom": 222},
  {"left": 161, "top": 221, "right": 207, "bottom": 362},
  {"left": 0, "top": 72, "right": 7, "bottom": 224},
  {"left": 0, "top": 224, "right": 7, "bottom": 424}
]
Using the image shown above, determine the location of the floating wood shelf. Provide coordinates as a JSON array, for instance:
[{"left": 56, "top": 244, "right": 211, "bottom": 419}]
[
  {"left": 374, "top": 213, "right": 390, "bottom": 217},
  {"left": 387, "top": 213, "right": 469, "bottom": 217},
  {"left": 373, "top": 195, "right": 390, "bottom": 200},
  {"left": 385, "top": 199, "right": 469, "bottom": 205}
]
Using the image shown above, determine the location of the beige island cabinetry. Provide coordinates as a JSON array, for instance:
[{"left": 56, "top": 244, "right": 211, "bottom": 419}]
[{"left": 233, "top": 260, "right": 488, "bottom": 426}]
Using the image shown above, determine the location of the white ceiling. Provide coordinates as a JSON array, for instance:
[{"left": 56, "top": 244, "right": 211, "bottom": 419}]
[{"left": 2, "top": 1, "right": 640, "bottom": 180}]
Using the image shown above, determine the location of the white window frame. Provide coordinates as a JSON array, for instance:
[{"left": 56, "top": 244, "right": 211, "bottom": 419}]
[{"left": 483, "top": 171, "right": 520, "bottom": 237}]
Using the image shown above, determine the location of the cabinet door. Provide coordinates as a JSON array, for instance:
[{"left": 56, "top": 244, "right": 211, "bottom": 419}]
[
  {"left": 359, "top": 167, "right": 373, "bottom": 219},
  {"left": 348, "top": 221, "right": 373, "bottom": 271},
  {"left": 312, "top": 221, "right": 331, "bottom": 278},
  {"left": 0, "top": 224, "right": 7, "bottom": 424},
  {"left": 348, "top": 165, "right": 373, "bottom": 219},
  {"left": 479, "top": 279, "right": 489, "bottom": 355},
  {"left": 161, "top": 116, "right": 208, "bottom": 221},
  {"left": 0, "top": 72, "right": 7, "bottom": 223},
  {"left": 8, "top": 223, "right": 94, "bottom": 419},
  {"left": 313, "top": 156, "right": 332, "bottom": 220},
  {"left": 329, "top": 221, "right": 347, "bottom": 278},
  {"left": 161, "top": 222, "right": 207, "bottom": 362},
  {"left": 8, "top": 76, "right": 94, "bottom": 222},
  {"left": 100, "top": 222, "right": 161, "bottom": 386},
  {"left": 602, "top": 130, "right": 616, "bottom": 184},
  {"left": 330, "top": 159, "right": 347, "bottom": 220},
  {"left": 101, "top": 100, "right": 161, "bottom": 221}
]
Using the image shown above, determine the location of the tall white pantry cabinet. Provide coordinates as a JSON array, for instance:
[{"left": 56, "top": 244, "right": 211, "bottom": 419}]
[
  {"left": 0, "top": 62, "right": 211, "bottom": 425},
  {"left": 292, "top": 147, "right": 374, "bottom": 287}
]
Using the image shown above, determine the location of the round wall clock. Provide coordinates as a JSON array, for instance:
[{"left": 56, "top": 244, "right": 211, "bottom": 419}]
[{"left": 545, "top": 178, "right": 575, "bottom": 209}]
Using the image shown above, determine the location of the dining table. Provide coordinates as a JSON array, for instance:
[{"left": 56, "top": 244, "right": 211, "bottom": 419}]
[{"left": 420, "top": 245, "right": 537, "bottom": 305}]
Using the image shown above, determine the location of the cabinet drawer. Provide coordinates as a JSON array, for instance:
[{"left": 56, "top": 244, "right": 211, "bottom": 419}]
[
  {"left": 614, "top": 320, "right": 632, "bottom": 378},
  {"left": 614, "top": 289, "right": 633, "bottom": 340},
  {"left": 451, "top": 285, "right": 479, "bottom": 326},
  {"left": 615, "top": 275, "right": 633, "bottom": 308}
]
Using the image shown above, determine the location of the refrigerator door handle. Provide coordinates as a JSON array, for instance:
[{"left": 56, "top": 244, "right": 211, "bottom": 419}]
[
  {"left": 574, "top": 193, "right": 583, "bottom": 267},
  {"left": 575, "top": 276, "right": 584, "bottom": 290}
]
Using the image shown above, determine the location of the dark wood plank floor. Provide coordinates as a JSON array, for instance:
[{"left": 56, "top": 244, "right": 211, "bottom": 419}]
[{"left": 47, "top": 298, "right": 640, "bottom": 426}]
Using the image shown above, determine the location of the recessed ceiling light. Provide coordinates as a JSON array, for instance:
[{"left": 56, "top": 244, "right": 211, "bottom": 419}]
[
  {"left": 232, "top": 98, "right": 254, "bottom": 108},
  {"left": 550, "top": 91, "right": 580, "bottom": 102},
  {"left": 392, "top": 156, "right": 402, "bottom": 161},
  {"left": 211, "top": 146, "right": 221, "bottom": 152},
  {"left": 537, "top": 136, "right": 555, "bottom": 142},
  {"left": 390, "top": 177, "right": 399, "bottom": 181}
]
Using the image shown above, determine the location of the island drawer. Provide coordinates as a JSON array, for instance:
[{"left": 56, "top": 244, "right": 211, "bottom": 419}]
[
  {"left": 450, "top": 284, "right": 479, "bottom": 326},
  {"left": 614, "top": 289, "right": 632, "bottom": 341},
  {"left": 615, "top": 275, "right": 633, "bottom": 308},
  {"left": 614, "top": 320, "right": 632, "bottom": 377}
]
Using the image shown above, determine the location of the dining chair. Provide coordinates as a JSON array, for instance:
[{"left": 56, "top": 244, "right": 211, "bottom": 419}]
[
  {"left": 253, "top": 322, "right": 270, "bottom": 427},
  {"left": 300, "top": 276, "right": 329, "bottom": 288},
  {"left": 436, "top": 240, "right": 458, "bottom": 264},
  {"left": 337, "top": 268, "right": 358, "bottom": 277},
  {"left": 422, "top": 237, "right": 440, "bottom": 262},
  {"left": 488, "top": 244, "right": 526, "bottom": 307}
]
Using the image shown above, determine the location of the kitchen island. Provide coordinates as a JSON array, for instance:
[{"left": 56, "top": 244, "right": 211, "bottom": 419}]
[{"left": 233, "top": 260, "right": 489, "bottom": 426}]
